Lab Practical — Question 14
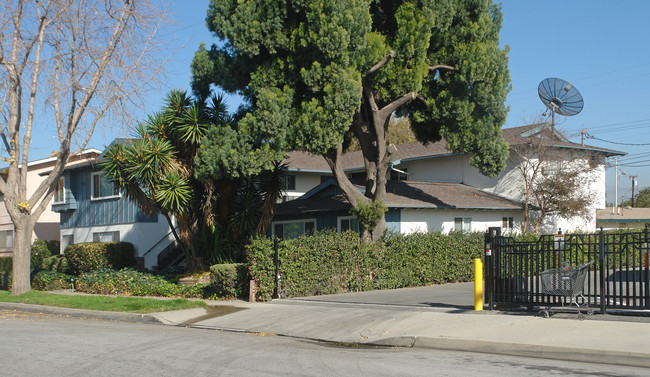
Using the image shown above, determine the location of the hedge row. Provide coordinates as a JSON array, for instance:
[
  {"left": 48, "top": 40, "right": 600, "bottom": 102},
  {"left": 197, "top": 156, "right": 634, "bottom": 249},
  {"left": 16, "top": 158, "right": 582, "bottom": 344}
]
[
  {"left": 247, "top": 230, "right": 484, "bottom": 301},
  {"left": 64, "top": 242, "right": 136, "bottom": 274}
]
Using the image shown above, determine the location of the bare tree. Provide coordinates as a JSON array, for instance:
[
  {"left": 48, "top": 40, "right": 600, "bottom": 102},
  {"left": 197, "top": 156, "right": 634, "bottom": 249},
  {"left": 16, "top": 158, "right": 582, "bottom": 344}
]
[
  {"left": 0, "top": 0, "right": 169, "bottom": 294},
  {"left": 510, "top": 122, "right": 597, "bottom": 234}
]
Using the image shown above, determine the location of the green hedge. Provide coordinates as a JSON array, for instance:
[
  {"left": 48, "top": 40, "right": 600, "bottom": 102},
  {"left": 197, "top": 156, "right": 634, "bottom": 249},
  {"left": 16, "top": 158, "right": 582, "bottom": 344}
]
[
  {"left": 209, "top": 263, "right": 249, "bottom": 298},
  {"left": 64, "top": 242, "right": 136, "bottom": 274},
  {"left": 246, "top": 230, "right": 484, "bottom": 302},
  {"left": 0, "top": 257, "right": 11, "bottom": 272},
  {"left": 0, "top": 271, "right": 10, "bottom": 290}
]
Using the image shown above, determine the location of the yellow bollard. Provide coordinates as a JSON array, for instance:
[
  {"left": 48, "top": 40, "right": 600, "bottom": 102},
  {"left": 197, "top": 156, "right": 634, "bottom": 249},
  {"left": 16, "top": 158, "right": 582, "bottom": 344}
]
[{"left": 474, "top": 258, "right": 483, "bottom": 311}]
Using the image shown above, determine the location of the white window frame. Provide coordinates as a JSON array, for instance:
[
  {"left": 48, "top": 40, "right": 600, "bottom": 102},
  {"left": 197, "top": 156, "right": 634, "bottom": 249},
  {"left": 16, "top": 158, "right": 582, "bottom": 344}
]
[
  {"left": 454, "top": 217, "right": 472, "bottom": 232},
  {"left": 272, "top": 218, "right": 316, "bottom": 240},
  {"left": 53, "top": 177, "right": 65, "bottom": 204},
  {"left": 91, "top": 172, "right": 120, "bottom": 200},
  {"left": 0, "top": 229, "right": 13, "bottom": 249},
  {"left": 337, "top": 216, "right": 358, "bottom": 232},
  {"left": 93, "top": 231, "right": 120, "bottom": 243}
]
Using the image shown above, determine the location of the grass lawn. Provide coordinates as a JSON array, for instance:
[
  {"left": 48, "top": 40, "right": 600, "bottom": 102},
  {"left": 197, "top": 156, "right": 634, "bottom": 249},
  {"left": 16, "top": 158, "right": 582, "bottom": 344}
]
[{"left": 0, "top": 290, "right": 206, "bottom": 313}]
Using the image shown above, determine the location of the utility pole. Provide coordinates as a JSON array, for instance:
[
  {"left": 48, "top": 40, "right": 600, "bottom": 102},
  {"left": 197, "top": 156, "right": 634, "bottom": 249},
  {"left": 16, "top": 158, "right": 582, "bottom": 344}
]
[
  {"left": 614, "top": 158, "right": 619, "bottom": 213},
  {"left": 631, "top": 175, "right": 637, "bottom": 207}
]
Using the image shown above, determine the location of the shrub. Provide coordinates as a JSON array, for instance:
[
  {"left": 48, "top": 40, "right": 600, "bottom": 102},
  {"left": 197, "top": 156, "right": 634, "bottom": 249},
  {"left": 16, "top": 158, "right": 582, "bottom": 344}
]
[
  {"left": 246, "top": 229, "right": 484, "bottom": 301},
  {"left": 65, "top": 242, "right": 136, "bottom": 275},
  {"left": 0, "top": 257, "right": 11, "bottom": 272},
  {"left": 42, "top": 255, "right": 70, "bottom": 274},
  {"left": 0, "top": 271, "right": 10, "bottom": 290},
  {"left": 31, "top": 239, "right": 53, "bottom": 269},
  {"left": 209, "top": 263, "right": 249, "bottom": 298},
  {"left": 75, "top": 268, "right": 182, "bottom": 297},
  {"left": 32, "top": 270, "right": 74, "bottom": 291}
]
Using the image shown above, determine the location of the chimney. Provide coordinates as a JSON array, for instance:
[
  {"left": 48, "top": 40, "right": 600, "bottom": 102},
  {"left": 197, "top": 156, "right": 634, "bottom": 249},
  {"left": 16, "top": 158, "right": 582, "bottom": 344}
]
[{"left": 581, "top": 129, "right": 587, "bottom": 146}]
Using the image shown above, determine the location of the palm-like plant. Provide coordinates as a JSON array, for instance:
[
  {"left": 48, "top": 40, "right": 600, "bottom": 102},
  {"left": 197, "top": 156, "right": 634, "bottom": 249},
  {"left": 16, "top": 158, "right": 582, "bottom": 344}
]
[{"left": 100, "top": 89, "right": 286, "bottom": 269}]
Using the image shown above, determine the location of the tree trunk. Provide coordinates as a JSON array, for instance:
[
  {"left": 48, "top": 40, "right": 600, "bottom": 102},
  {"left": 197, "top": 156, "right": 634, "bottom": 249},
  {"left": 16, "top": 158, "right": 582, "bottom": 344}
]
[{"left": 11, "top": 217, "right": 34, "bottom": 295}]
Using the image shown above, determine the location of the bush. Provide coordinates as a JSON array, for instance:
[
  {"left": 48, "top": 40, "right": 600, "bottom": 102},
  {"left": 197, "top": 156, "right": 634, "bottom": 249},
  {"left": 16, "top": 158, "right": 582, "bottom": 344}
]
[
  {"left": 32, "top": 270, "right": 74, "bottom": 291},
  {"left": 246, "top": 230, "right": 484, "bottom": 301},
  {"left": 42, "top": 254, "right": 70, "bottom": 274},
  {"left": 65, "top": 242, "right": 136, "bottom": 274},
  {"left": 0, "top": 271, "right": 10, "bottom": 290},
  {"left": 75, "top": 268, "right": 183, "bottom": 297},
  {"left": 31, "top": 239, "right": 53, "bottom": 269},
  {"left": 0, "top": 257, "right": 11, "bottom": 272},
  {"left": 209, "top": 263, "right": 249, "bottom": 298}
]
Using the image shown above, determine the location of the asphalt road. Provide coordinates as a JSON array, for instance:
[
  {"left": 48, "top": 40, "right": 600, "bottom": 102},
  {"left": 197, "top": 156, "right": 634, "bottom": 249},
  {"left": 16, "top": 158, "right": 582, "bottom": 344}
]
[{"left": 1, "top": 310, "right": 648, "bottom": 377}]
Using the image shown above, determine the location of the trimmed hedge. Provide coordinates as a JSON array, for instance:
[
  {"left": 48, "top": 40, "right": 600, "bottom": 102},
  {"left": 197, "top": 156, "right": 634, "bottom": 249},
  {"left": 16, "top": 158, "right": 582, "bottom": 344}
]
[
  {"left": 209, "top": 263, "right": 249, "bottom": 298},
  {"left": 64, "top": 242, "right": 136, "bottom": 274},
  {"left": 0, "top": 257, "right": 11, "bottom": 272},
  {"left": 246, "top": 230, "right": 484, "bottom": 302},
  {"left": 0, "top": 271, "right": 10, "bottom": 290}
]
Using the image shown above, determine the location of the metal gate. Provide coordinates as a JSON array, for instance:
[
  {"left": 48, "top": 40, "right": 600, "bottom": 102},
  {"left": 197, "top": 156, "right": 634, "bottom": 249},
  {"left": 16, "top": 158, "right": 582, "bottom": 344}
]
[{"left": 484, "top": 227, "right": 650, "bottom": 313}]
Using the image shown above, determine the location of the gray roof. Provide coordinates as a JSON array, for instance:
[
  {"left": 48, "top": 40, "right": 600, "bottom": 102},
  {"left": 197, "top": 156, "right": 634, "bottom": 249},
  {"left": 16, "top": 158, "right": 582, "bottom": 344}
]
[
  {"left": 274, "top": 180, "right": 523, "bottom": 217},
  {"left": 284, "top": 124, "right": 626, "bottom": 172},
  {"left": 597, "top": 207, "right": 650, "bottom": 222}
]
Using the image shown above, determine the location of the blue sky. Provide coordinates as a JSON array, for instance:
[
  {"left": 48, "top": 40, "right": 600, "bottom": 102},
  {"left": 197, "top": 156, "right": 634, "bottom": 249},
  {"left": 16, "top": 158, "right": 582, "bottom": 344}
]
[{"left": 61, "top": 0, "right": 650, "bottom": 204}]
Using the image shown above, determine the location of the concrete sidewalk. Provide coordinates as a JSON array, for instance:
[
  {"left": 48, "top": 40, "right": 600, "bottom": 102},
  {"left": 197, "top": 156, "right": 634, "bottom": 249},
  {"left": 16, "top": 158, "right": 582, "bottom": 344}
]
[{"left": 2, "top": 288, "right": 650, "bottom": 368}]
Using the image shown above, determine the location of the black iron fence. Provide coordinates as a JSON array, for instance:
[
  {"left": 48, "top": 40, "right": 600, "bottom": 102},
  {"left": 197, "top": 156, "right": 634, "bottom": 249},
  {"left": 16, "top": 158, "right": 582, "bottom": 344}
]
[{"left": 484, "top": 227, "right": 650, "bottom": 313}]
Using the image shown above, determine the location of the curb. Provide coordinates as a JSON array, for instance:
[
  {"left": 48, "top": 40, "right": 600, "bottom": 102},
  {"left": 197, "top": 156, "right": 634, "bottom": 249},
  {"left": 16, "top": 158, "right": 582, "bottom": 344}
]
[
  {"left": 370, "top": 336, "right": 650, "bottom": 369},
  {"left": 0, "top": 302, "right": 163, "bottom": 325}
]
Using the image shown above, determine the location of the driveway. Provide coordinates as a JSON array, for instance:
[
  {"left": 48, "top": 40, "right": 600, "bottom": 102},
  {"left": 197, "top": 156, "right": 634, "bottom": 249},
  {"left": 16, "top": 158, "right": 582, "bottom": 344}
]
[{"left": 290, "top": 282, "right": 476, "bottom": 310}]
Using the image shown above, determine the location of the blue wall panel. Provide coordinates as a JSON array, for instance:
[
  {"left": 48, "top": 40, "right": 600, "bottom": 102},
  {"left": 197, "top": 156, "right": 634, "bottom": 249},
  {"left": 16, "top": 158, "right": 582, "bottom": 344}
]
[{"left": 60, "top": 167, "right": 157, "bottom": 229}]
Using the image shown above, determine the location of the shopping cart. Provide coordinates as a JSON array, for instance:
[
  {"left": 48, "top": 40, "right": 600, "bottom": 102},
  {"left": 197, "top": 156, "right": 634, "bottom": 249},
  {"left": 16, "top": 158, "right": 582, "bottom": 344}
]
[{"left": 539, "top": 261, "right": 594, "bottom": 319}]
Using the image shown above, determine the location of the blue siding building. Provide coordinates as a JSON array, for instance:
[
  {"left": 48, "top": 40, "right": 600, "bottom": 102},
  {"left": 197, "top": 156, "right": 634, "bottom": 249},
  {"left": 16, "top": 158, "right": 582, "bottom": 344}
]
[{"left": 52, "top": 157, "right": 174, "bottom": 269}]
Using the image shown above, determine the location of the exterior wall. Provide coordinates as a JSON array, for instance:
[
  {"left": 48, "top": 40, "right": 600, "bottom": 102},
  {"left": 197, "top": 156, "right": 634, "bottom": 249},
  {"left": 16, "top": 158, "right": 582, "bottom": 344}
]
[
  {"left": 0, "top": 150, "right": 100, "bottom": 256},
  {"left": 59, "top": 215, "right": 172, "bottom": 269},
  {"left": 283, "top": 172, "right": 333, "bottom": 201},
  {"left": 395, "top": 149, "right": 608, "bottom": 234},
  {"left": 400, "top": 208, "right": 523, "bottom": 234},
  {"left": 56, "top": 164, "right": 173, "bottom": 268},
  {"left": 597, "top": 221, "right": 650, "bottom": 230},
  {"left": 0, "top": 201, "right": 12, "bottom": 257},
  {"left": 58, "top": 168, "right": 157, "bottom": 229}
]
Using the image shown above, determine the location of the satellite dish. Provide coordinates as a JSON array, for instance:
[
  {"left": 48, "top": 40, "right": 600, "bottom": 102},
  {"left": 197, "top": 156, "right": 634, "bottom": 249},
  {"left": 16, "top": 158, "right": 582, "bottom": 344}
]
[{"left": 538, "top": 77, "right": 583, "bottom": 125}]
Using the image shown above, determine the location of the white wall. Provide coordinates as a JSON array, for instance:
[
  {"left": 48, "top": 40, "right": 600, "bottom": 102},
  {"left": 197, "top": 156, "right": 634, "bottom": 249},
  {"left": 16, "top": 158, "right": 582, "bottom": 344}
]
[
  {"left": 283, "top": 172, "right": 332, "bottom": 201},
  {"left": 400, "top": 209, "right": 523, "bottom": 234},
  {"left": 396, "top": 149, "right": 607, "bottom": 234}
]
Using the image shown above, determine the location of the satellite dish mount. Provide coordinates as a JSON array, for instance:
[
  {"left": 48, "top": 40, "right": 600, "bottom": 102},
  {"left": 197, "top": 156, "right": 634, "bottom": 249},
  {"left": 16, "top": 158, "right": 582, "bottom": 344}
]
[{"left": 538, "top": 77, "right": 584, "bottom": 126}]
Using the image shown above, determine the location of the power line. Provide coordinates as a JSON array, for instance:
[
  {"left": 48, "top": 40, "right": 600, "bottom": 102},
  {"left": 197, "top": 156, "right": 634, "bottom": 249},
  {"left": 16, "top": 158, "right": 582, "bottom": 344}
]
[{"left": 585, "top": 133, "right": 650, "bottom": 146}]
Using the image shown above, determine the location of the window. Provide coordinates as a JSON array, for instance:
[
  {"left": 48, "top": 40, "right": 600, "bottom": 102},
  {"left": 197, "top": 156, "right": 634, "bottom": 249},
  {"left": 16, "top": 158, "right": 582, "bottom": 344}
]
[
  {"left": 454, "top": 217, "right": 471, "bottom": 232},
  {"left": 0, "top": 230, "right": 13, "bottom": 249},
  {"left": 273, "top": 219, "right": 315, "bottom": 240},
  {"left": 502, "top": 217, "right": 514, "bottom": 229},
  {"left": 338, "top": 216, "right": 359, "bottom": 232},
  {"left": 390, "top": 168, "right": 408, "bottom": 181},
  {"left": 93, "top": 231, "right": 120, "bottom": 243},
  {"left": 53, "top": 177, "right": 65, "bottom": 204},
  {"left": 283, "top": 175, "right": 296, "bottom": 191},
  {"left": 91, "top": 172, "right": 120, "bottom": 200}
]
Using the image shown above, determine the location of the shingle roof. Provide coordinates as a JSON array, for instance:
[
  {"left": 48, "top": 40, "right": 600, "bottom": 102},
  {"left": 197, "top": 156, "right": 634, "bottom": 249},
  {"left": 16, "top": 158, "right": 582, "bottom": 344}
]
[
  {"left": 284, "top": 124, "right": 625, "bottom": 172},
  {"left": 274, "top": 180, "right": 523, "bottom": 217},
  {"left": 596, "top": 207, "right": 650, "bottom": 222}
]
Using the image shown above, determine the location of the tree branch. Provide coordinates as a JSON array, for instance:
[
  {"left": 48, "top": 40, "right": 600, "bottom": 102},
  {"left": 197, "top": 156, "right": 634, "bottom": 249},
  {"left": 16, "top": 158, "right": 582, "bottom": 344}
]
[
  {"left": 429, "top": 64, "right": 455, "bottom": 72},
  {"left": 378, "top": 91, "right": 416, "bottom": 121},
  {"left": 366, "top": 51, "right": 395, "bottom": 75}
]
